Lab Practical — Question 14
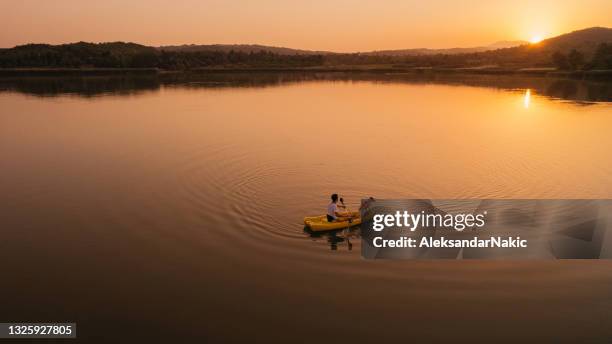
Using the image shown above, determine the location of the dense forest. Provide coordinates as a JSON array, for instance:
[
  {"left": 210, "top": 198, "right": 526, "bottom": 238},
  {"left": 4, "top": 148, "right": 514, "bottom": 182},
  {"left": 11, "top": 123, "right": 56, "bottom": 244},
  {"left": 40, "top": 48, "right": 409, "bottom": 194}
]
[
  {"left": 0, "top": 28, "right": 611, "bottom": 71},
  {"left": 0, "top": 42, "right": 324, "bottom": 69}
]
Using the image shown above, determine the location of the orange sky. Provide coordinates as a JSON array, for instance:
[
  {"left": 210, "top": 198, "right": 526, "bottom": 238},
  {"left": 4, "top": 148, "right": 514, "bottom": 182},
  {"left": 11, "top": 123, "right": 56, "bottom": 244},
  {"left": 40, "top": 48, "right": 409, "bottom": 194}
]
[{"left": 1, "top": 0, "right": 610, "bottom": 51}]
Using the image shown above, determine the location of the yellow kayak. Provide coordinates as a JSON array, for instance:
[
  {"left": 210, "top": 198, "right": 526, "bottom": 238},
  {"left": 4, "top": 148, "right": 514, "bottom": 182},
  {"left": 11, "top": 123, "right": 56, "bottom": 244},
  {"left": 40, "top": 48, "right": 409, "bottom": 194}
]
[{"left": 304, "top": 211, "right": 361, "bottom": 231}]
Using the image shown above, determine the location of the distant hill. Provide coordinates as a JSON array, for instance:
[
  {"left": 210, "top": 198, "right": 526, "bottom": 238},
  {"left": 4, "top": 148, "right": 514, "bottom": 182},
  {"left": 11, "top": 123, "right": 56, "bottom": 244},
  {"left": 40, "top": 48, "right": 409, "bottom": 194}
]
[
  {"left": 156, "top": 28, "right": 609, "bottom": 60},
  {"left": 159, "top": 44, "right": 330, "bottom": 55},
  {"left": 472, "top": 27, "right": 612, "bottom": 66},
  {"left": 486, "top": 40, "right": 529, "bottom": 49},
  {"left": 0, "top": 27, "right": 610, "bottom": 70},
  {"left": 363, "top": 41, "right": 527, "bottom": 56},
  {"left": 538, "top": 27, "right": 612, "bottom": 53},
  {"left": 160, "top": 41, "right": 527, "bottom": 56}
]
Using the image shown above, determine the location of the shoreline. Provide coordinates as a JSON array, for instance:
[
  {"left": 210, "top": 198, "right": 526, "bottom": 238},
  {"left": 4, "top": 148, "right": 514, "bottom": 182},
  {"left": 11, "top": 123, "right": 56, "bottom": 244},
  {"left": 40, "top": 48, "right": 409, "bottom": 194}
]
[{"left": 0, "top": 67, "right": 611, "bottom": 80}]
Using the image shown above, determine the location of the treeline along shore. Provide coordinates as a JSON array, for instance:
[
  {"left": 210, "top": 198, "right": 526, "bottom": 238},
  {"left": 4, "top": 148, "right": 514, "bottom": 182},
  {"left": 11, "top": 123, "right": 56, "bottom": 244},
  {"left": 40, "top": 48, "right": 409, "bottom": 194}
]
[
  {"left": 1, "top": 66, "right": 610, "bottom": 80},
  {"left": 1, "top": 27, "right": 611, "bottom": 79}
]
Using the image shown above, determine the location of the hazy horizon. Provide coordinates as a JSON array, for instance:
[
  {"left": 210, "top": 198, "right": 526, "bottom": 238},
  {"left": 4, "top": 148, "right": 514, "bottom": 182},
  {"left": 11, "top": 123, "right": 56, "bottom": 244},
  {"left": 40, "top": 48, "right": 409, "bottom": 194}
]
[
  {"left": 1, "top": 0, "right": 611, "bottom": 51},
  {"left": 0, "top": 38, "right": 532, "bottom": 52}
]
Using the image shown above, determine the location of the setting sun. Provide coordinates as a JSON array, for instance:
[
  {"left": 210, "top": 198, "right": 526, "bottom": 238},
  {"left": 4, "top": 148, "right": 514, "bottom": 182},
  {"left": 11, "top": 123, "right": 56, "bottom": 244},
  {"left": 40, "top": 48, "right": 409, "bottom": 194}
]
[{"left": 530, "top": 35, "right": 543, "bottom": 44}]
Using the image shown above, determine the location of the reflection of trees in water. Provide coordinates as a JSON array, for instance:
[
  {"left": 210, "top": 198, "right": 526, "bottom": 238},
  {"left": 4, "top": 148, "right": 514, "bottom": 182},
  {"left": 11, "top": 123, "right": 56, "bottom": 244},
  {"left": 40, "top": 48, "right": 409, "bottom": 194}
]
[
  {"left": 0, "top": 76, "right": 159, "bottom": 97},
  {"left": 161, "top": 73, "right": 612, "bottom": 104},
  {"left": 547, "top": 80, "right": 579, "bottom": 101},
  {"left": 585, "top": 82, "right": 611, "bottom": 103},
  {"left": 543, "top": 79, "right": 611, "bottom": 103},
  {"left": 0, "top": 72, "right": 610, "bottom": 103}
]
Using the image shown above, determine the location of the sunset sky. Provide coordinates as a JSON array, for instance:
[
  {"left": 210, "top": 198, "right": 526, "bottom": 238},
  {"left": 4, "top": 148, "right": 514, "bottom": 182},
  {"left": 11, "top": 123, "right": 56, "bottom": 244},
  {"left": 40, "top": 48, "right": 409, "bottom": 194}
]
[{"left": 1, "top": 0, "right": 610, "bottom": 51}]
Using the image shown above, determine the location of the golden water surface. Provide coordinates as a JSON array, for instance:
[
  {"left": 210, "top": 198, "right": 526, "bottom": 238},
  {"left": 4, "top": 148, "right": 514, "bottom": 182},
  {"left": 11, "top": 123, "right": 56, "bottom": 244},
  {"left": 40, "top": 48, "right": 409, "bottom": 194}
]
[{"left": 1, "top": 74, "right": 611, "bottom": 342}]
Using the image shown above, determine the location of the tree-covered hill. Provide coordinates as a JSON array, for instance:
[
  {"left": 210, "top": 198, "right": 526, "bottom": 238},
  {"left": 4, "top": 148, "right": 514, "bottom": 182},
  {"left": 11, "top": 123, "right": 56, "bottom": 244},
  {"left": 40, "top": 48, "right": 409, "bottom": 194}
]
[
  {"left": 0, "top": 42, "right": 158, "bottom": 68},
  {"left": 0, "top": 27, "right": 610, "bottom": 70}
]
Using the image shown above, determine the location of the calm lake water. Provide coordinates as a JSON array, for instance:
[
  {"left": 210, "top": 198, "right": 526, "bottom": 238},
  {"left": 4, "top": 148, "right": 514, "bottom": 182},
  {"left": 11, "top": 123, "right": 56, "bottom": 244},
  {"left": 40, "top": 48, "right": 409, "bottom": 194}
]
[{"left": 1, "top": 73, "right": 612, "bottom": 342}]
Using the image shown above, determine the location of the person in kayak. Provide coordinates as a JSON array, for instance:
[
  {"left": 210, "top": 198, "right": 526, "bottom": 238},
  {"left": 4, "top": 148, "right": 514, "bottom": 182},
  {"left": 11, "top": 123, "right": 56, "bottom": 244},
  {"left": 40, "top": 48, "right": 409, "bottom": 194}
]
[{"left": 327, "top": 194, "right": 354, "bottom": 222}]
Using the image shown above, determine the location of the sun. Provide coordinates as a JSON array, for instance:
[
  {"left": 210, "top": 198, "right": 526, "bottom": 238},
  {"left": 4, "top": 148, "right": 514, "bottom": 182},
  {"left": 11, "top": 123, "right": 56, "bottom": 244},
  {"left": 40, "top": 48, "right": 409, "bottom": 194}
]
[{"left": 529, "top": 35, "right": 543, "bottom": 44}]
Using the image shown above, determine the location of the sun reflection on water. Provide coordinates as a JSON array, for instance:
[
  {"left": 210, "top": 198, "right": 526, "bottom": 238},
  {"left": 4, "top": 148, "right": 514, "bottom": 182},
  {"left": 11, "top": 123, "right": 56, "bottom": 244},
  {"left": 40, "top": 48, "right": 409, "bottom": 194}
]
[{"left": 524, "top": 89, "right": 531, "bottom": 108}]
